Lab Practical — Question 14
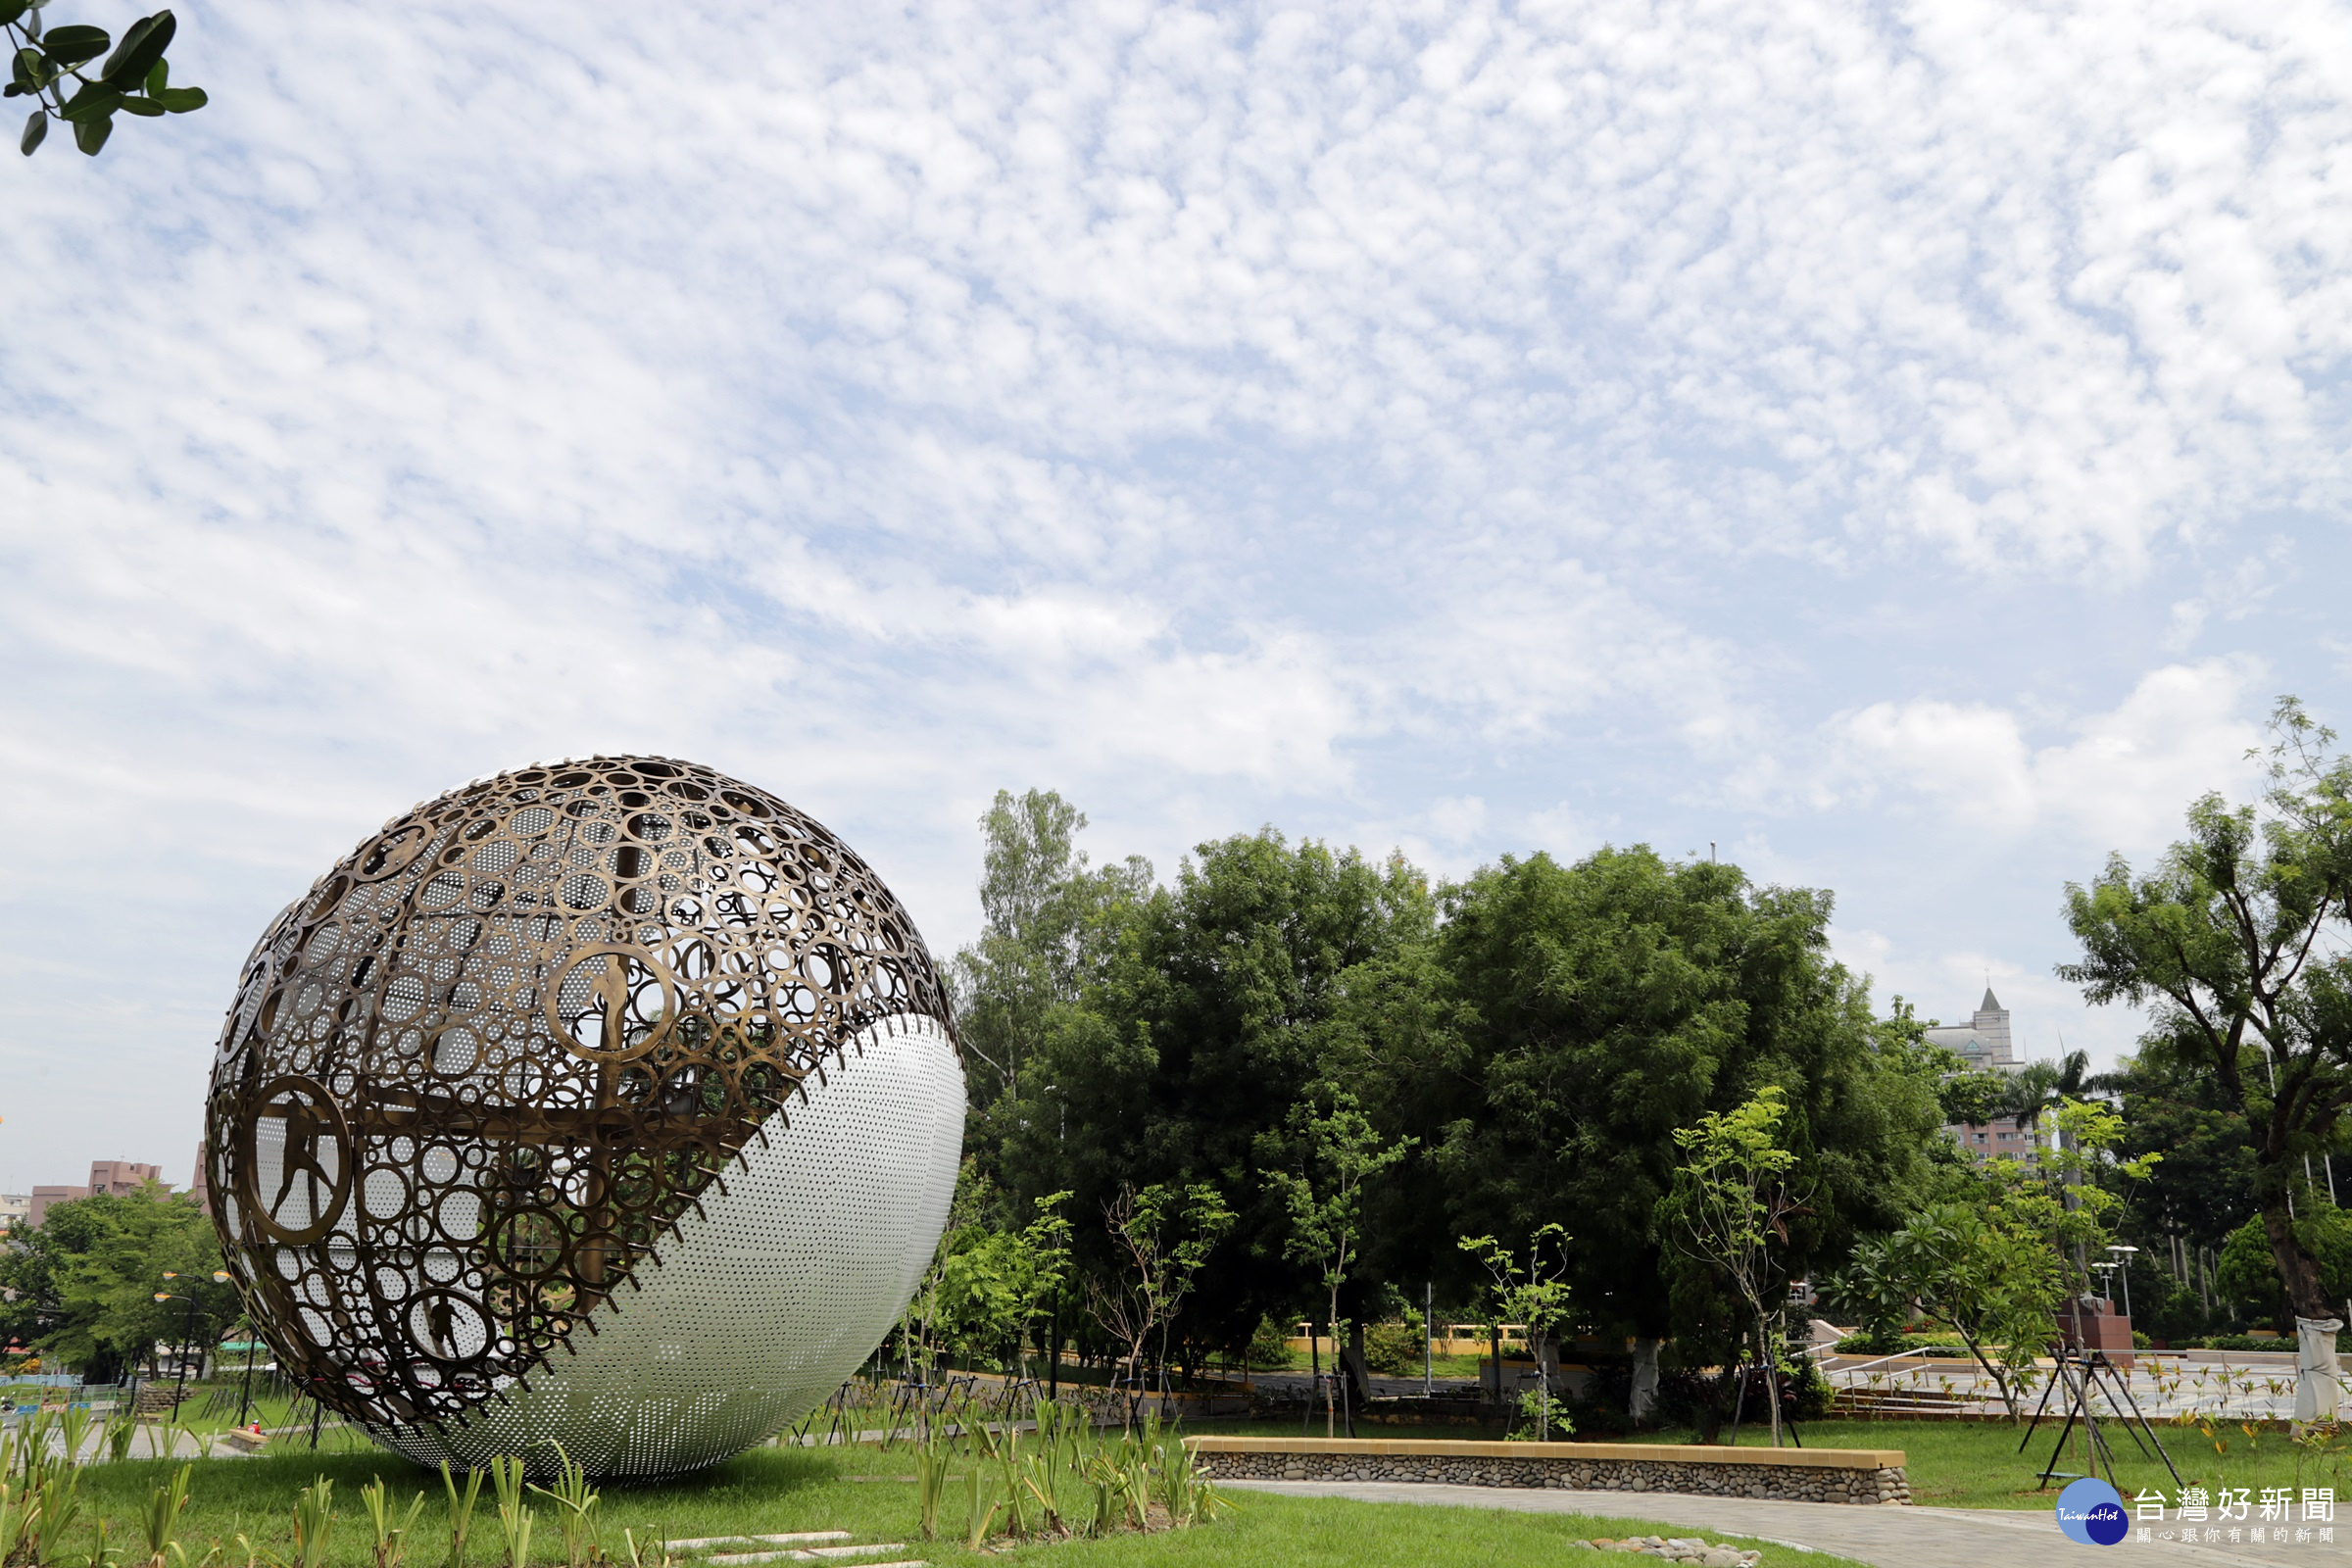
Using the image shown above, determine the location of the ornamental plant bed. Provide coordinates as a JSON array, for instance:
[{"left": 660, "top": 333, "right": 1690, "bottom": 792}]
[{"left": 1184, "top": 1437, "right": 1910, "bottom": 1504}]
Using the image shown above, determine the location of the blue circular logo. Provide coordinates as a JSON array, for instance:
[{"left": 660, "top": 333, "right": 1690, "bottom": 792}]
[{"left": 2056, "top": 1478, "right": 2129, "bottom": 1545}]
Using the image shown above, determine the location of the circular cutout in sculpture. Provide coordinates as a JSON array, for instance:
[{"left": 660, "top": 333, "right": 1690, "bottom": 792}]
[{"left": 203, "top": 757, "right": 965, "bottom": 1477}]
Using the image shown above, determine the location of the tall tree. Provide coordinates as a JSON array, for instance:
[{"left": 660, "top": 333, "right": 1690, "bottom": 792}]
[
  {"left": 0, "top": 1190, "right": 233, "bottom": 1380},
  {"left": 1261, "top": 1084, "right": 1414, "bottom": 1434},
  {"left": 953, "top": 789, "right": 1151, "bottom": 1134},
  {"left": 2060, "top": 700, "right": 2352, "bottom": 1368},
  {"left": 1382, "top": 847, "right": 1945, "bottom": 1348},
  {"left": 996, "top": 830, "right": 1434, "bottom": 1351}
]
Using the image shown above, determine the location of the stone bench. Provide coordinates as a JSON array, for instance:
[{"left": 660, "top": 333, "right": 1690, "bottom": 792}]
[{"left": 1184, "top": 1436, "right": 1910, "bottom": 1505}]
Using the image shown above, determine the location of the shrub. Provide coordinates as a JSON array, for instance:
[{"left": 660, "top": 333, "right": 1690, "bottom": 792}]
[
  {"left": 1363, "top": 1316, "right": 1426, "bottom": 1376},
  {"left": 1787, "top": 1360, "right": 1835, "bottom": 1421},
  {"left": 1831, "top": 1330, "right": 1968, "bottom": 1355},
  {"left": 1242, "top": 1315, "right": 1292, "bottom": 1371},
  {"left": 2172, "top": 1334, "right": 2301, "bottom": 1353}
]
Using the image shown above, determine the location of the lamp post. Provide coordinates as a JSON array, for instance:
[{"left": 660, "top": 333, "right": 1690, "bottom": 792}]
[
  {"left": 2105, "top": 1245, "right": 2139, "bottom": 1321},
  {"left": 154, "top": 1269, "right": 232, "bottom": 1429},
  {"left": 233, "top": 1316, "right": 258, "bottom": 1429}
]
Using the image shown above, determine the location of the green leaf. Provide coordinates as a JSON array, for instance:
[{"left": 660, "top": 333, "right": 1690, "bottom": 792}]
[
  {"left": 12, "top": 45, "right": 46, "bottom": 91},
  {"left": 143, "top": 57, "right": 165, "bottom": 92},
  {"left": 58, "top": 80, "right": 118, "bottom": 121},
  {"left": 71, "top": 103, "right": 107, "bottom": 152},
  {"left": 0, "top": 1, "right": 28, "bottom": 26},
  {"left": 99, "top": 10, "right": 172, "bottom": 88},
  {"left": 151, "top": 82, "right": 199, "bottom": 112},
  {"left": 21, "top": 6, "right": 39, "bottom": 40},
  {"left": 115, "top": 91, "right": 159, "bottom": 115},
  {"left": 19, "top": 104, "right": 44, "bottom": 154},
  {"left": 40, "top": 22, "right": 107, "bottom": 69}
]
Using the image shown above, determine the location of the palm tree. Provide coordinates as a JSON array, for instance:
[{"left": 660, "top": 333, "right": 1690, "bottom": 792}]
[
  {"left": 1994, "top": 1049, "right": 2118, "bottom": 1134},
  {"left": 1996, "top": 1049, "right": 2123, "bottom": 1279}
]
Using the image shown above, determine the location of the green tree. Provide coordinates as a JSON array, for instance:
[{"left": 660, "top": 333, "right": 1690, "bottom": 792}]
[
  {"left": 998, "top": 830, "right": 1434, "bottom": 1355},
  {"left": 5, "top": 1, "right": 204, "bottom": 156},
  {"left": 933, "top": 1191, "right": 1073, "bottom": 1376},
  {"left": 1086, "top": 1180, "right": 1234, "bottom": 1426},
  {"left": 1837, "top": 1188, "right": 2062, "bottom": 1418},
  {"left": 1836, "top": 1098, "right": 2156, "bottom": 1418},
  {"left": 1661, "top": 1086, "right": 1804, "bottom": 1446},
  {"left": 2215, "top": 1206, "right": 2352, "bottom": 1327},
  {"left": 1383, "top": 847, "right": 1945, "bottom": 1356},
  {"left": 952, "top": 789, "right": 1152, "bottom": 1126},
  {"left": 1261, "top": 1085, "right": 1414, "bottom": 1434},
  {"left": 1457, "top": 1225, "right": 1573, "bottom": 1439},
  {"left": 2060, "top": 700, "right": 2352, "bottom": 1359},
  {"left": 0, "top": 1190, "right": 234, "bottom": 1379}
]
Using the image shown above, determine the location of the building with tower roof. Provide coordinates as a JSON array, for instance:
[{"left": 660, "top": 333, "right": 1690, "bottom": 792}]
[
  {"left": 1926, "top": 987, "right": 2016, "bottom": 1071},
  {"left": 1932, "top": 988, "right": 2042, "bottom": 1165}
]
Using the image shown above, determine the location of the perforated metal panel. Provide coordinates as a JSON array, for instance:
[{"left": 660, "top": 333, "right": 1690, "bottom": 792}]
[
  {"left": 368, "top": 1013, "right": 964, "bottom": 1476},
  {"left": 202, "top": 757, "right": 965, "bottom": 1475}
]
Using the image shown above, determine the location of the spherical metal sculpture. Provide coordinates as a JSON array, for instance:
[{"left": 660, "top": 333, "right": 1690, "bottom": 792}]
[{"left": 203, "top": 757, "right": 964, "bottom": 1477}]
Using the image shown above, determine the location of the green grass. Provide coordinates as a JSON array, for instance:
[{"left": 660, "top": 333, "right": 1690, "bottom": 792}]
[
  {"left": 1623, "top": 1418, "right": 2352, "bottom": 1511},
  {"left": 40, "top": 1434, "right": 1865, "bottom": 1568}
]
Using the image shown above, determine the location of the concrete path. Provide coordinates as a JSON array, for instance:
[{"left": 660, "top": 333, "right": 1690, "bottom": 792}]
[{"left": 1226, "top": 1480, "right": 2348, "bottom": 1568}]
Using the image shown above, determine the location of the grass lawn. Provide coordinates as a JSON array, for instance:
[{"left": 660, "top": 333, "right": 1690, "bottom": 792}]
[
  {"left": 48, "top": 1434, "right": 1867, "bottom": 1568},
  {"left": 1624, "top": 1418, "right": 2352, "bottom": 1511}
]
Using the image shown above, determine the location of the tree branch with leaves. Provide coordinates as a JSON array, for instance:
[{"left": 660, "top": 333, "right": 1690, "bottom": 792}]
[{"left": 6, "top": 0, "right": 204, "bottom": 157}]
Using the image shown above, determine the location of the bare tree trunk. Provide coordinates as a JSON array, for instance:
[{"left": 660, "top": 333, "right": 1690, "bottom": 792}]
[
  {"left": 1630, "top": 1338, "right": 1662, "bottom": 1423},
  {"left": 1757, "top": 1312, "right": 1783, "bottom": 1448},
  {"left": 2262, "top": 1198, "right": 2344, "bottom": 1430},
  {"left": 1326, "top": 1286, "right": 1343, "bottom": 1438},
  {"left": 1345, "top": 1317, "right": 1370, "bottom": 1425},
  {"left": 2262, "top": 1199, "right": 2333, "bottom": 1321}
]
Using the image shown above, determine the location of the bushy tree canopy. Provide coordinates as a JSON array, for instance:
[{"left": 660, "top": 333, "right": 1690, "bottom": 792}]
[{"left": 0, "top": 1189, "right": 233, "bottom": 1380}]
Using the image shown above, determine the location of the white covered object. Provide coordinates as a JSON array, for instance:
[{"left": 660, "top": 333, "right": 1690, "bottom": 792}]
[{"left": 2293, "top": 1315, "right": 2344, "bottom": 1427}]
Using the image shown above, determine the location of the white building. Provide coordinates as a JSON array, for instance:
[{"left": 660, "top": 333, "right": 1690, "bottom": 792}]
[
  {"left": 1926, "top": 987, "right": 2016, "bottom": 1070},
  {"left": 1932, "top": 988, "right": 2041, "bottom": 1164}
]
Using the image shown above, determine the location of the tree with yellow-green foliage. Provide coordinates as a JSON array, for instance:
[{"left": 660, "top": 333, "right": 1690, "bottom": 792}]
[{"left": 0, "top": 1188, "right": 235, "bottom": 1382}]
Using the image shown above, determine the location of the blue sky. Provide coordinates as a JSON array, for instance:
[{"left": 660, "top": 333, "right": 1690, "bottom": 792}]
[{"left": 5, "top": 0, "right": 2350, "bottom": 1193}]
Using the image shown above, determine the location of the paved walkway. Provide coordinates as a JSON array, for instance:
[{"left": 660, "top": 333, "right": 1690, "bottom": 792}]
[{"left": 1226, "top": 1480, "right": 2348, "bottom": 1568}]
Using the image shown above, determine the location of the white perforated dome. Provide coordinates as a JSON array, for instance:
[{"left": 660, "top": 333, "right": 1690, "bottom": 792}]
[{"left": 368, "top": 1014, "right": 964, "bottom": 1476}]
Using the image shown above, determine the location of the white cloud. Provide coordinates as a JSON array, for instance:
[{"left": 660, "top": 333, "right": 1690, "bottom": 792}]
[
  {"left": 1831, "top": 657, "right": 2267, "bottom": 849},
  {"left": 3, "top": 0, "right": 2351, "bottom": 1185}
]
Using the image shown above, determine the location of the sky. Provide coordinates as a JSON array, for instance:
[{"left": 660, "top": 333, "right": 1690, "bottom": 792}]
[{"left": 5, "top": 0, "right": 2351, "bottom": 1194}]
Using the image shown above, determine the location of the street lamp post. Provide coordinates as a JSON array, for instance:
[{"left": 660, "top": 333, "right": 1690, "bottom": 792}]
[
  {"left": 234, "top": 1321, "right": 258, "bottom": 1429},
  {"left": 154, "top": 1269, "right": 233, "bottom": 1433},
  {"left": 2105, "top": 1245, "right": 2139, "bottom": 1321}
]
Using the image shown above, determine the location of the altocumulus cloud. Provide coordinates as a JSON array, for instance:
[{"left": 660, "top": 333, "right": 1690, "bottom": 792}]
[{"left": 2, "top": 0, "right": 2351, "bottom": 1178}]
